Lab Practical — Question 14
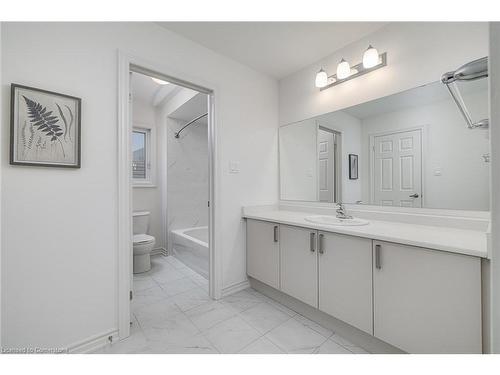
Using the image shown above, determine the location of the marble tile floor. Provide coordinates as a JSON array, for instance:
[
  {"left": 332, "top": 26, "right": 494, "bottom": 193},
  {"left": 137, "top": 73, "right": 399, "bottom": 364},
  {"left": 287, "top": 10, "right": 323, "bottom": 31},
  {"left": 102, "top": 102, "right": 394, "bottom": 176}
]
[{"left": 95, "top": 255, "right": 370, "bottom": 354}]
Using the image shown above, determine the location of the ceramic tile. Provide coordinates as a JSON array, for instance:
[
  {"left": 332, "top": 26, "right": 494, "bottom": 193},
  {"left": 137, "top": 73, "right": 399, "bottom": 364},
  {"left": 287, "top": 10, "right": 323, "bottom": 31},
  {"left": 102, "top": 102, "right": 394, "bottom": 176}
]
[
  {"left": 144, "top": 333, "right": 218, "bottom": 354},
  {"left": 293, "top": 314, "right": 333, "bottom": 338},
  {"left": 190, "top": 273, "right": 209, "bottom": 289},
  {"left": 151, "top": 267, "right": 186, "bottom": 284},
  {"left": 315, "top": 339, "right": 353, "bottom": 354},
  {"left": 185, "top": 301, "right": 236, "bottom": 331},
  {"left": 330, "top": 333, "right": 357, "bottom": 348},
  {"left": 172, "top": 287, "right": 211, "bottom": 312},
  {"left": 346, "top": 345, "right": 370, "bottom": 354},
  {"left": 265, "top": 318, "right": 328, "bottom": 354},
  {"left": 239, "top": 337, "right": 285, "bottom": 354},
  {"left": 132, "top": 276, "right": 158, "bottom": 292},
  {"left": 165, "top": 255, "right": 188, "bottom": 269},
  {"left": 131, "top": 285, "right": 168, "bottom": 311},
  {"left": 239, "top": 302, "right": 292, "bottom": 334},
  {"left": 141, "top": 313, "right": 201, "bottom": 343},
  {"left": 178, "top": 266, "right": 200, "bottom": 278},
  {"left": 157, "top": 277, "right": 199, "bottom": 297},
  {"left": 220, "top": 289, "right": 264, "bottom": 313},
  {"left": 202, "top": 316, "right": 261, "bottom": 354},
  {"left": 134, "top": 298, "right": 183, "bottom": 328}
]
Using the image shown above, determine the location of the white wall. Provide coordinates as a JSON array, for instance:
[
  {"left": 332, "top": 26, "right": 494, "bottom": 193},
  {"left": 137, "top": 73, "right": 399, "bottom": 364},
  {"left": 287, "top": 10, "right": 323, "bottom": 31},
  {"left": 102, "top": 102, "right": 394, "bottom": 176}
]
[
  {"left": 279, "top": 22, "right": 488, "bottom": 125},
  {"left": 279, "top": 119, "right": 318, "bottom": 201},
  {"left": 132, "top": 98, "right": 164, "bottom": 249},
  {"left": 1, "top": 22, "right": 279, "bottom": 349},
  {"left": 489, "top": 22, "right": 500, "bottom": 354},
  {"left": 360, "top": 91, "right": 490, "bottom": 211}
]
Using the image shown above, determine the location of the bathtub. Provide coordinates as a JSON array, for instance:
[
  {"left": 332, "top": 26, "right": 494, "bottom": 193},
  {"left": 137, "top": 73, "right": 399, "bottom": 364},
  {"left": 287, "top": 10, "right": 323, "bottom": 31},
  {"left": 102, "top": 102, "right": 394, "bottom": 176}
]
[{"left": 170, "top": 226, "right": 208, "bottom": 279}]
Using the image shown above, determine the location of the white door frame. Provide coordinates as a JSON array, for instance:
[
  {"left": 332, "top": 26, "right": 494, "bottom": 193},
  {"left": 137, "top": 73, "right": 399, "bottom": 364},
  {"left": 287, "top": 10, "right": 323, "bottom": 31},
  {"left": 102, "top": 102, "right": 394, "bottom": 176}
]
[
  {"left": 368, "top": 126, "right": 426, "bottom": 207},
  {"left": 117, "top": 51, "right": 221, "bottom": 339}
]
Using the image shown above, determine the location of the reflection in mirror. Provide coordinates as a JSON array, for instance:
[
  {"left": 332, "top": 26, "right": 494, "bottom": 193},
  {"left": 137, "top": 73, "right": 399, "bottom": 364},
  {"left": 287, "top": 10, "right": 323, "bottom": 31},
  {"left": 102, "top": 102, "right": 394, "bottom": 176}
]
[{"left": 279, "top": 79, "right": 489, "bottom": 211}]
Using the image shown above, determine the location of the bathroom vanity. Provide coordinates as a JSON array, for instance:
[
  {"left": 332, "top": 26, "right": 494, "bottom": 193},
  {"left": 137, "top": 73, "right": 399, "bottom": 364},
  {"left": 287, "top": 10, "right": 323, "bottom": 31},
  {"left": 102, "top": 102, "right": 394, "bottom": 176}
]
[{"left": 244, "top": 205, "right": 487, "bottom": 354}]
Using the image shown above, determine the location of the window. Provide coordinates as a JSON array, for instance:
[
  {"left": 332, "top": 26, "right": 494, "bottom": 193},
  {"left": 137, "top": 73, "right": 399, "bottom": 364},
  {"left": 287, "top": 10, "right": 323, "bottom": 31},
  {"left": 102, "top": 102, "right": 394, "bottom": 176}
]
[{"left": 132, "top": 126, "right": 154, "bottom": 186}]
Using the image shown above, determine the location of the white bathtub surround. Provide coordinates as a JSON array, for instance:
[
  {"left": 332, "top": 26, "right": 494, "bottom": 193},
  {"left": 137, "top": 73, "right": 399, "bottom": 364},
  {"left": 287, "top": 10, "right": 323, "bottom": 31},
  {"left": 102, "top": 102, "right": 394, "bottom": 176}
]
[
  {"left": 171, "top": 226, "right": 209, "bottom": 279},
  {"left": 95, "top": 255, "right": 367, "bottom": 354},
  {"left": 166, "top": 115, "right": 209, "bottom": 240},
  {"left": 244, "top": 204, "right": 489, "bottom": 258}
]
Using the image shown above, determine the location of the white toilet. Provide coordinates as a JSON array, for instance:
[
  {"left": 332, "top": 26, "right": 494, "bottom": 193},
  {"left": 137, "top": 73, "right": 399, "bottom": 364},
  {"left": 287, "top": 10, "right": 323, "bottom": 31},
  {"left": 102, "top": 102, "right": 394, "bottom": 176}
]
[{"left": 133, "top": 211, "right": 156, "bottom": 274}]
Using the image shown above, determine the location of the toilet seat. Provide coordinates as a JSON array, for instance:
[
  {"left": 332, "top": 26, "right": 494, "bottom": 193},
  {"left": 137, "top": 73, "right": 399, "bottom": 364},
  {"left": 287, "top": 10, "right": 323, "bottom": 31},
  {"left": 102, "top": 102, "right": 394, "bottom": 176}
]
[{"left": 133, "top": 234, "right": 155, "bottom": 245}]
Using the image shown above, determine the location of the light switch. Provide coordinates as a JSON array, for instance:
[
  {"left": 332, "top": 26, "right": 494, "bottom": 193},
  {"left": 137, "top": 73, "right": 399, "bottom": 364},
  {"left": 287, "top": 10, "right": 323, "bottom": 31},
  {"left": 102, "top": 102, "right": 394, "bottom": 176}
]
[{"left": 229, "top": 161, "right": 240, "bottom": 174}]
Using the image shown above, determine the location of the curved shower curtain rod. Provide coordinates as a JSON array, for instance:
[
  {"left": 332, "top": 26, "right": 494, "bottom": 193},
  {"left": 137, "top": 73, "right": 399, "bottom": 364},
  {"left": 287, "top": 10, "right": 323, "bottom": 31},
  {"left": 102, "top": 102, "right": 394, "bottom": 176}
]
[{"left": 174, "top": 112, "right": 208, "bottom": 138}]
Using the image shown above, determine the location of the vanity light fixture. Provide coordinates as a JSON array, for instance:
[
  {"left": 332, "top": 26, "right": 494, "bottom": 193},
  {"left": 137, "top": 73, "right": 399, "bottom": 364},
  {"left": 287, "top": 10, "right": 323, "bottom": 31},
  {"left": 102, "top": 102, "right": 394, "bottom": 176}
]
[
  {"left": 336, "top": 58, "right": 351, "bottom": 80},
  {"left": 363, "top": 45, "right": 379, "bottom": 68},
  {"left": 151, "top": 77, "right": 169, "bottom": 85},
  {"left": 315, "top": 68, "right": 328, "bottom": 88},
  {"left": 316, "top": 46, "right": 387, "bottom": 91}
]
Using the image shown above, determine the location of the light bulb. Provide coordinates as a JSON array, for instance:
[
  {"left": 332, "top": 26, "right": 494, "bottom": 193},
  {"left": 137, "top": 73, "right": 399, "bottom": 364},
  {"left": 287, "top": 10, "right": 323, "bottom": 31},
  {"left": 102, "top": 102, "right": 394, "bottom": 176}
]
[
  {"left": 336, "top": 59, "right": 351, "bottom": 80},
  {"left": 151, "top": 77, "right": 169, "bottom": 85},
  {"left": 315, "top": 68, "right": 328, "bottom": 88},
  {"left": 362, "top": 45, "right": 380, "bottom": 69}
]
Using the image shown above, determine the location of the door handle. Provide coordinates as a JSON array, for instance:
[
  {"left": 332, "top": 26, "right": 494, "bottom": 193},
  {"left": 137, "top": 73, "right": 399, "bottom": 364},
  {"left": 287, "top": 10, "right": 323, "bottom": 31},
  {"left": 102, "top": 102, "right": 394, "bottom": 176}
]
[
  {"left": 318, "top": 233, "right": 324, "bottom": 254},
  {"left": 375, "top": 244, "right": 382, "bottom": 269},
  {"left": 273, "top": 226, "right": 278, "bottom": 242},
  {"left": 310, "top": 232, "right": 316, "bottom": 252},
  {"left": 409, "top": 193, "right": 419, "bottom": 198}
]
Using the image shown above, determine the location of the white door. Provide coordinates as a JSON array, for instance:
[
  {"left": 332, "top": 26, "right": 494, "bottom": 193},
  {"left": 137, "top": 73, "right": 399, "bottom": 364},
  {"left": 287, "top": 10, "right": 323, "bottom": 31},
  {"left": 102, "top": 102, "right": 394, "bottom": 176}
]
[
  {"left": 372, "top": 129, "right": 422, "bottom": 207},
  {"left": 373, "top": 240, "right": 482, "bottom": 353},
  {"left": 280, "top": 225, "right": 318, "bottom": 308},
  {"left": 317, "top": 129, "right": 335, "bottom": 202},
  {"left": 318, "top": 232, "right": 373, "bottom": 334},
  {"left": 246, "top": 220, "right": 280, "bottom": 289}
]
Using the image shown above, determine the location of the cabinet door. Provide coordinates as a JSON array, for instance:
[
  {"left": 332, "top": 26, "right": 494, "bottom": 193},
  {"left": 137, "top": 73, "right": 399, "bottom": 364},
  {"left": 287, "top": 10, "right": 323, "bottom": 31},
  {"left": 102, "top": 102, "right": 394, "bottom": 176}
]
[
  {"left": 246, "top": 219, "right": 280, "bottom": 289},
  {"left": 373, "top": 240, "right": 482, "bottom": 353},
  {"left": 280, "top": 225, "right": 318, "bottom": 307},
  {"left": 318, "top": 232, "right": 373, "bottom": 334}
]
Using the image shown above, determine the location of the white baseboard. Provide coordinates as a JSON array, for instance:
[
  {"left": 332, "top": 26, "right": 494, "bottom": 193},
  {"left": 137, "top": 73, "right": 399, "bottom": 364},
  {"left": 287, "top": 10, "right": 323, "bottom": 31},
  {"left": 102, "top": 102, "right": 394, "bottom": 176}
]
[
  {"left": 151, "top": 247, "right": 167, "bottom": 257},
  {"left": 221, "top": 279, "right": 250, "bottom": 297},
  {"left": 66, "top": 329, "right": 119, "bottom": 354}
]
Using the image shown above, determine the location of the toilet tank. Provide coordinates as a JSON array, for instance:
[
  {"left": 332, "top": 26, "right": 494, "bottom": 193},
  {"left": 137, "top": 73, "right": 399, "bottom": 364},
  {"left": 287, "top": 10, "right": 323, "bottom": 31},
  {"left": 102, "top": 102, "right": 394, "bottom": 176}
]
[{"left": 133, "top": 211, "right": 150, "bottom": 235}]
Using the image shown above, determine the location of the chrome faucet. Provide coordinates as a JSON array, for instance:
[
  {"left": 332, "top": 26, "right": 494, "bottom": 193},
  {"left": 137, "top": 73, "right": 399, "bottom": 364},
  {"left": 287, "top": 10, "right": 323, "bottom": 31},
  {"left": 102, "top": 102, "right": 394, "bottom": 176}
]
[{"left": 336, "top": 203, "right": 353, "bottom": 219}]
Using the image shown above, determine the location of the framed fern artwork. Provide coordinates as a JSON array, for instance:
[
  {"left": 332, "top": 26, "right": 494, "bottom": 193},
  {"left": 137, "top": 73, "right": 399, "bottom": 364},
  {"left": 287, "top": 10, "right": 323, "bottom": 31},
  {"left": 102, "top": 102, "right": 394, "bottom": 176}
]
[{"left": 10, "top": 84, "right": 81, "bottom": 168}]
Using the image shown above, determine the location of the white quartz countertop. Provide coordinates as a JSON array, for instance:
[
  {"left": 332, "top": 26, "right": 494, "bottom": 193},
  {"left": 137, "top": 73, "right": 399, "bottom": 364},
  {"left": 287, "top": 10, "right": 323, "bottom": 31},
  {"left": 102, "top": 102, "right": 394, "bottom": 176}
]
[{"left": 243, "top": 208, "right": 488, "bottom": 258}]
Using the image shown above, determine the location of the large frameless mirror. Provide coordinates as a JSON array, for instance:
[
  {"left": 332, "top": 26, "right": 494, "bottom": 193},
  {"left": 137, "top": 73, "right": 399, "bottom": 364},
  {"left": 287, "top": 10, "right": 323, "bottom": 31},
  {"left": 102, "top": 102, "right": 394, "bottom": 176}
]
[{"left": 279, "top": 78, "right": 489, "bottom": 211}]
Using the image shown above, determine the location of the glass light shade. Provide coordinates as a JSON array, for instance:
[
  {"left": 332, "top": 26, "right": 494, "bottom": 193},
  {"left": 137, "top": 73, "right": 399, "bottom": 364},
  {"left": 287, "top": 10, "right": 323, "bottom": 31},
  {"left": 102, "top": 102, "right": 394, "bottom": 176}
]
[
  {"left": 336, "top": 59, "right": 351, "bottom": 80},
  {"left": 151, "top": 77, "right": 169, "bottom": 85},
  {"left": 363, "top": 45, "right": 380, "bottom": 69},
  {"left": 315, "top": 69, "right": 328, "bottom": 88}
]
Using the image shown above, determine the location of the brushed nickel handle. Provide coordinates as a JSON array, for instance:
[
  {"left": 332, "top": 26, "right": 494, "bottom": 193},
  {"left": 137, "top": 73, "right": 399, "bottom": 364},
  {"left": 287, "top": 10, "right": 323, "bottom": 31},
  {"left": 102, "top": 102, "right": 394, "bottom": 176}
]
[
  {"left": 273, "top": 226, "right": 278, "bottom": 242},
  {"left": 310, "top": 232, "right": 316, "bottom": 252},
  {"left": 318, "top": 233, "right": 324, "bottom": 254},
  {"left": 375, "top": 244, "right": 382, "bottom": 269}
]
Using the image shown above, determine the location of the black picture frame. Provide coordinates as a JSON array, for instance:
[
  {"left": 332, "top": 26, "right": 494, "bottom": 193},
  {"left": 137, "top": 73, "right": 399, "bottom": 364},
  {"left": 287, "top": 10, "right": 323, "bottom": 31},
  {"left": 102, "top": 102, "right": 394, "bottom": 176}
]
[
  {"left": 10, "top": 83, "right": 81, "bottom": 168},
  {"left": 349, "top": 154, "right": 358, "bottom": 180}
]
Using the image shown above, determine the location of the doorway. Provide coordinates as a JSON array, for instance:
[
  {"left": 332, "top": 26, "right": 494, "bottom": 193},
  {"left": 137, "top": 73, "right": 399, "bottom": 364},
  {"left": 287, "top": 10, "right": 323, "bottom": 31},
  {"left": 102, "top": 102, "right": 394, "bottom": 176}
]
[
  {"left": 117, "top": 53, "right": 219, "bottom": 340},
  {"left": 317, "top": 126, "right": 341, "bottom": 203},
  {"left": 370, "top": 128, "right": 423, "bottom": 207}
]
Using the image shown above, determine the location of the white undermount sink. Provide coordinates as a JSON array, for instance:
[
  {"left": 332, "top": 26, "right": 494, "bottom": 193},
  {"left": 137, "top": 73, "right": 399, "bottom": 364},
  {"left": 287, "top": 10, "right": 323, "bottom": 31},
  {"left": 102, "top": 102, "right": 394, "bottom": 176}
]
[{"left": 304, "top": 215, "right": 369, "bottom": 226}]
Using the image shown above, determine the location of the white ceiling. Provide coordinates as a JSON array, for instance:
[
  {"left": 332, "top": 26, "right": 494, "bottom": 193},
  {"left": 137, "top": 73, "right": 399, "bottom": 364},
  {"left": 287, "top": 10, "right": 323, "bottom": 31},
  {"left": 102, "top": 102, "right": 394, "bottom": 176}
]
[
  {"left": 157, "top": 22, "right": 388, "bottom": 79},
  {"left": 131, "top": 71, "right": 179, "bottom": 106},
  {"left": 170, "top": 93, "right": 208, "bottom": 125}
]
